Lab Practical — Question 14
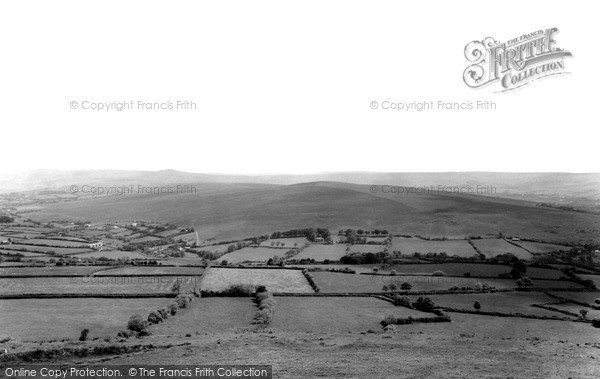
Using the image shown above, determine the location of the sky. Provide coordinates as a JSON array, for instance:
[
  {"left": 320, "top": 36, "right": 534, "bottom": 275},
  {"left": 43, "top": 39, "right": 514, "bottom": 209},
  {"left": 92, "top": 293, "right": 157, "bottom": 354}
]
[{"left": 0, "top": 1, "right": 597, "bottom": 175}]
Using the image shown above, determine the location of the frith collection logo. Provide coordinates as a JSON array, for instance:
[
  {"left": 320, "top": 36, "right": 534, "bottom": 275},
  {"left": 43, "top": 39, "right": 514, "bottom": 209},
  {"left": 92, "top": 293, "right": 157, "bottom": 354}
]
[{"left": 463, "top": 28, "right": 572, "bottom": 93}]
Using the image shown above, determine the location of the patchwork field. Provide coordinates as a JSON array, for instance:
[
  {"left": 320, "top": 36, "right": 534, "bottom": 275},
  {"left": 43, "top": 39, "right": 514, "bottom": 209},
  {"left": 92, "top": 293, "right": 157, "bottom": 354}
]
[
  {"left": 470, "top": 238, "right": 532, "bottom": 259},
  {"left": 515, "top": 241, "right": 571, "bottom": 254},
  {"left": 310, "top": 272, "right": 582, "bottom": 293},
  {"left": 97, "top": 266, "right": 204, "bottom": 276},
  {"left": 4, "top": 244, "right": 94, "bottom": 255},
  {"left": 260, "top": 238, "right": 309, "bottom": 248},
  {"left": 200, "top": 268, "right": 313, "bottom": 293},
  {"left": 548, "top": 291, "right": 600, "bottom": 305},
  {"left": 427, "top": 292, "right": 568, "bottom": 318},
  {"left": 151, "top": 297, "right": 256, "bottom": 336},
  {"left": 0, "top": 276, "right": 201, "bottom": 295},
  {"left": 69, "top": 250, "right": 149, "bottom": 259},
  {"left": 391, "top": 238, "right": 477, "bottom": 258},
  {"left": 292, "top": 244, "right": 348, "bottom": 261},
  {"left": 0, "top": 298, "right": 170, "bottom": 341},
  {"left": 348, "top": 245, "right": 386, "bottom": 254},
  {"left": 13, "top": 239, "right": 89, "bottom": 247},
  {"left": 270, "top": 297, "right": 433, "bottom": 333},
  {"left": 0, "top": 266, "right": 103, "bottom": 276},
  {"left": 214, "top": 247, "right": 286, "bottom": 263}
]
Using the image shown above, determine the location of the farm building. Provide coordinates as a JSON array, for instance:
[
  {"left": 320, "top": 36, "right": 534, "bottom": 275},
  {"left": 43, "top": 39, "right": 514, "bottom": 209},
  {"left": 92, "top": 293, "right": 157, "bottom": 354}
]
[{"left": 88, "top": 242, "right": 103, "bottom": 250}]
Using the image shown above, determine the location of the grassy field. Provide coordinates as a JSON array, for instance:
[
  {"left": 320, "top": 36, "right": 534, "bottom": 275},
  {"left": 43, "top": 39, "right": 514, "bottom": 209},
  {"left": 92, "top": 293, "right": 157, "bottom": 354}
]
[
  {"left": 310, "top": 272, "right": 581, "bottom": 293},
  {"left": 98, "top": 266, "right": 204, "bottom": 276},
  {"left": 292, "top": 244, "right": 348, "bottom": 261},
  {"left": 0, "top": 249, "right": 48, "bottom": 257},
  {"left": 0, "top": 276, "right": 201, "bottom": 295},
  {"left": 214, "top": 247, "right": 287, "bottom": 263},
  {"left": 200, "top": 268, "right": 313, "bottom": 293},
  {"left": 70, "top": 250, "right": 149, "bottom": 259},
  {"left": 547, "top": 291, "right": 600, "bottom": 305},
  {"left": 151, "top": 297, "right": 256, "bottom": 336},
  {"left": 260, "top": 238, "right": 309, "bottom": 248},
  {"left": 0, "top": 266, "right": 103, "bottom": 276},
  {"left": 470, "top": 238, "right": 532, "bottom": 259},
  {"left": 269, "top": 297, "right": 433, "bottom": 333},
  {"left": 427, "top": 292, "right": 567, "bottom": 318},
  {"left": 515, "top": 241, "right": 571, "bottom": 254},
  {"left": 391, "top": 238, "right": 477, "bottom": 258},
  {"left": 348, "top": 245, "right": 386, "bottom": 254},
  {"left": 0, "top": 298, "right": 170, "bottom": 341},
  {"left": 14, "top": 239, "right": 89, "bottom": 247},
  {"left": 6, "top": 244, "right": 94, "bottom": 255}
]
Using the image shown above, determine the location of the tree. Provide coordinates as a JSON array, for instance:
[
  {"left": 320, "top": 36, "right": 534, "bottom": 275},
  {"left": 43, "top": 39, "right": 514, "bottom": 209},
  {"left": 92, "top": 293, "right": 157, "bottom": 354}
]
[
  {"left": 171, "top": 280, "right": 181, "bottom": 295},
  {"left": 580, "top": 309, "right": 589, "bottom": 319},
  {"left": 79, "top": 328, "right": 89, "bottom": 341},
  {"left": 400, "top": 282, "right": 412, "bottom": 292},
  {"left": 382, "top": 285, "right": 389, "bottom": 292},
  {"left": 388, "top": 283, "right": 398, "bottom": 291},
  {"left": 473, "top": 301, "right": 481, "bottom": 311},
  {"left": 127, "top": 315, "right": 147, "bottom": 333}
]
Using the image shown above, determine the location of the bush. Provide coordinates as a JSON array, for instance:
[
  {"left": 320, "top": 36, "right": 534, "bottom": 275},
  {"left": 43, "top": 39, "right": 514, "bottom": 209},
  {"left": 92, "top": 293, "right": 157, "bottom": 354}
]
[
  {"left": 390, "top": 270, "right": 397, "bottom": 276},
  {"left": 592, "top": 319, "right": 600, "bottom": 328},
  {"left": 158, "top": 308, "right": 169, "bottom": 319},
  {"left": 393, "top": 295, "right": 412, "bottom": 308},
  {"left": 413, "top": 296, "right": 435, "bottom": 313},
  {"left": 595, "top": 298, "right": 600, "bottom": 305},
  {"left": 252, "top": 289, "right": 275, "bottom": 325},
  {"left": 169, "top": 303, "right": 179, "bottom": 316},
  {"left": 176, "top": 294, "right": 192, "bottom": 308},
  {"left": 148, "top": 311, "right": 163, "bottom": 324},
  {"left": 432, "top": 270, "right": 445, "bottom": 276},
  {"left": 473, "top": 301, "right": 481, "bottom": 311},
  {"left": 79, "top": 328, "right": 89, "bottom": 342},
  {"left": 127, "top": 315, "right": 147, "bottom": 333}
]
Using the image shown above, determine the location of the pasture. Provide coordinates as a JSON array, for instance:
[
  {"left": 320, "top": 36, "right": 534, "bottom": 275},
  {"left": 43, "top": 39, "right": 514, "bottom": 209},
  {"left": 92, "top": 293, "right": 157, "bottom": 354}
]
[
  {"left": 515, "top": 241, "right": 571, "bottom": 254},
  {"left": 0, "top": 298, "right": 170, "bottom": 341},
  {"left": 0, "top": 276, "right": 201, "bottom": 295},
  {"left": 214, "top": 247, "right": 286, "bottom": 263},
  {"left": 260, "top": 237, "right": 309, "bottom": 248},
  {"left": 200, "top": 268, "right": 313, "bottom": 293},
  {"left": 151, "top": 297, "right": 256, "bottom": 336},
  {"left": 292, "top": 244, "right": 348, "bottom": 261},
  {"left": 310, "top": 272, "right": 581, "bottom": 293},
  {"left": 470, "top": 238, "right": 532, "bottom": 259},
  {"left": 427, "top": 292, "right": 566, "bottom": 318},
  {"left": 348, "top": 244, "right": 386, "bottom": 254},
  {"left": 0, "top": 266, "right": 103, "bottom": 276},
  {"left": 70, "top": 250, "right": 149, "bottom": 260},
  {"left": 270, "top": 297, "right": 433, "bottom": 333},
  {"left": 391, "top": 238, "right": 477, "bottom": 258},
  {"left": 98, "top": 266, "right": 204, "bottom": 276}
]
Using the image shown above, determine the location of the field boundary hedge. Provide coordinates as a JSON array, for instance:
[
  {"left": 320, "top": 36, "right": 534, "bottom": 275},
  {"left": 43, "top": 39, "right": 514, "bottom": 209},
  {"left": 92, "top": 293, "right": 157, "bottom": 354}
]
[
  {"left": 436, "top": 306, "right": 587, "bottom": 322},
  {"left": 0, "top": 293, "right": 177, "bottom": 299}
]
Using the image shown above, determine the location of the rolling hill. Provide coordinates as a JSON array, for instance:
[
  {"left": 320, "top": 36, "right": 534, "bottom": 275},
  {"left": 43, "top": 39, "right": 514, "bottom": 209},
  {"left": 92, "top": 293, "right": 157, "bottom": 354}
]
[{"left": 22, "top": 181, "right": 600, "bottom": 244}]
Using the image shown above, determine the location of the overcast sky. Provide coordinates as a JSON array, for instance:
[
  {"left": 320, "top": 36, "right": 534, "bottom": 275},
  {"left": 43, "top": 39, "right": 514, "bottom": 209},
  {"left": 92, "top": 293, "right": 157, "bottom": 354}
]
[{"left": 0, "top": 1, "right": 596, "bottom": 175}]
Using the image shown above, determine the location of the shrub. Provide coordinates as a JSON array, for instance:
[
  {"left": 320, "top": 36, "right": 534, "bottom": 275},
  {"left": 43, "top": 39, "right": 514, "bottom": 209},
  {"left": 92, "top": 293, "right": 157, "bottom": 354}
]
[
  {"left": 169, "top": 303, "right": 178, "bottom": 316},
  {"left": 400, "top": 282, "right": 412, "bottom": 292},
  {"left": 252, "top": 309, "right": 273, "bottom": 324},
  {"left": 117, "top": 331, "right": 130, "bottom": 339},
  {"left": 176, "top": 294, "right": 192, "bottom": 308},
  {"left": 390, "top": 270, "right": 397, "bottom": 276},
  {"left": 595, "top": 298, "right": 600, "bottom": 305},
  {"left": 592, "top": 319, "right": 600, "bottom": 328},
  {"left": 158, "top": 308, "right": 169, "bottom": 319},
  {"left": 79, "top": 328, "right": 89, "bottom": 342},
  {"left": 127, "top": 315, "right": 147, "bottom": 333},
  {"left": 393, "top": 295, "right": 412, "bottom": 308},
  {"left": 580, "top": 309, "right": 589, "bottom": 319},
  {"left": 388, "top": 283, "right": 398, "bottom": 291},
  {"left": 413, "top": 296, "right": 435, "bottom": 313},
  {"left": 148, "top": 311, "right": 163, "bottom": 324},
  {"left": 432, "top": 270, "right": 445, "bottom": 276},
  {"left": 252, "top": 290, "right": 275, "bottom": 325},
  {"left": 382, "top": 285, "right": 389, "bottom": 292},
  {"left": 473, "top": 301, "right": 481, "bottom": 311}
]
